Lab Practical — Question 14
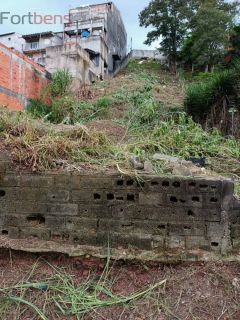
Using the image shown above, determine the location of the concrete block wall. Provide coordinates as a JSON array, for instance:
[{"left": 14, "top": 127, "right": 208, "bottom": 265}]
[
  {"left": 0, "top": 160, "right": 239, "bottom": 261},
  {"left": 0, "top": 43, "right": 49, "bottom": 111}
]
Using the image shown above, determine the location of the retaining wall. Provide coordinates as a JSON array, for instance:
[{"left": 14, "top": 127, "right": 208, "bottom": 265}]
[
  {"left": 0, "top": 160, "right": 239, "bottom": 261},
  {"left": 0, "top": 43, "right": 49, "bottom": 111}
]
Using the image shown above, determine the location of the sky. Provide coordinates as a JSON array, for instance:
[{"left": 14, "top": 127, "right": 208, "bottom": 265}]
[{"left": 0, "top": 0, "right": 158, "bottom": 50}]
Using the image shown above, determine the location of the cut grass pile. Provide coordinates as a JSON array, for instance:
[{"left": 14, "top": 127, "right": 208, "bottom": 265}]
[
  {"left": 1, "top": 107, "right": 240, "bottom": 177},
  {"left": 0, "top": 257, "right": 166, "bottom": 320},
  {"left": 0, "top": 108, "right": 110, "bottom": 171}
]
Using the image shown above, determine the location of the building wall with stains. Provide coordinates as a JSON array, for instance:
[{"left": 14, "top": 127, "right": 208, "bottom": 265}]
[
  {"left": 45, "top": 44, "right": 98, "bottom": 86},
  {"left": 0, "top": 43, "right": 49, "bottom": 111}
]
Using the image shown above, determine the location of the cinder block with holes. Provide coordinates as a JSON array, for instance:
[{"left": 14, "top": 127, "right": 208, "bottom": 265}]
[
  {"left": 207, "top": 222, "right": 224, "bottom": 237},
  {"left": 20, "top": 175, "right": 53, "bottom": 188},
  {"left": 0, "top": 175, "right": 20, "bottom": 187},
  {"left": 185, "top": 236, "right": 209, "bottom": 250},
  {"left": 0, "top": 169, "right": 238, "bottom": 259},
  {"left": 47, "top": 203, "right": 78, "bottom": 216},
  {"left": 65, "top": 217, "right": 98, "bottom": 233},
  {"left": 19, "top": 227, "right": 50, "bottom": 241},
  {"left": 97, "top": 231, "right": 153, "bottom": 250},
  {"left": 139, "top": 192, "right": 163, "bottom": 206},
  {"left": 45, "top": 216, "right": 65, "bottom": 230},
  {"left": 169, "top": 222, "right": 206, "bottom": 236},
  {"left": 47, "top": 190, "right": 70, "bottom": 202}
]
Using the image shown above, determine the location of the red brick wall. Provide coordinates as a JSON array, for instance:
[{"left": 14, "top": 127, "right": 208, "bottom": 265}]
[{"left": 0, "top": 43, "right": 49, "bottom": 111}]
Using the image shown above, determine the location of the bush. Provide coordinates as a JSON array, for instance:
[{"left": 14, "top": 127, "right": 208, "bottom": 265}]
[
  {"left": 27, "top": 99, "right": 49, "bottom": 119},
  {"left": 50, "top": 69, "right": 73, "bottom": 97},
  {"left": 184, "top": 68, "right": 239, "bottom": 135}
]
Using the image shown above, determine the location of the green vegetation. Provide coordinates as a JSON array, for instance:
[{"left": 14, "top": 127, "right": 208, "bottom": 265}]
[
  {"left": 50, "top": 69, "right": 73, "bottom": 97},
  {"left": 0, "top": 259, "right": 166, "bottom": 319},
  {"left": 184, "top": 64, "right": 240, "bottom": 136},
  {"left": 139, "top": 0, "right": 239, "bottom": 72},
  {"left": 27, "top": 69, "right": 113, "bottom": 124},
  {"left": 1, "top": 60, "right": 239, "bottom": 194}
]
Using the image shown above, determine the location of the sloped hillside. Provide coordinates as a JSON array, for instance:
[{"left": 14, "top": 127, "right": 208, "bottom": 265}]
[{"left": 0, "top": 60, "right": 239, "bottom": 194}]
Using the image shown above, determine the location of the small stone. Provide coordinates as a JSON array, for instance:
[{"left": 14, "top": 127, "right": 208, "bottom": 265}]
[
  {"left": 153, "top": 153, "right": 179, "bottom": 163},
  {"left": 129, "top": 156, "right": 144, "bottom": 170},
  {"left": 172, "top": 164, "right": 192, "bottom": 176},
  {"left": 144, "top": 161, "right": 153, "bottom": 173}
]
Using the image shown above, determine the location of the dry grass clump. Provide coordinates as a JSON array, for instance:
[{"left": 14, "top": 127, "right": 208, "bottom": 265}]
[{"left": 0, "top": 108, "right": 110, "bottom": 171}]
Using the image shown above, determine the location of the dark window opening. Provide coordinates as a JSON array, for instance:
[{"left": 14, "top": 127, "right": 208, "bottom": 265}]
[
  {"left": 200, "top": 184, "right": 208, "bottom": 189},
  {"left": 2, "top": 230, "right": 8, "bottom": 235},
  {"left": 173, "top": 181, "right": 180, "bottom": 188},
  {"left": 170, "top": 196, "right": 178, "bottom": 203},
  {"left": 151, "top": 181, "right": 159, "bottom": 186},
  {"left": 184, "top": 226, "right": 191, "bottom": 230},
  {"left": 211, "top": 242, "right": 219, "bottom": 247},
  {"left": 27, "top": 215, "right": 45, "bottom": 224},
  {"left": 0, "top": 190, "right": 6, "bottom": 197},
  {"left": 162, "top": 181, "right": 169, "bottom": 187},
  {"left": 158, "top": 225, "right": 166, "bottom": 230},
  {"left": 94, "top": 193, "right": 101, "bottom": 200},
  {"left": 126, "top": 180, "right": 134, "bottom": 186},
  {"left": 189, "top": 182, "right": 196, "bottom": 187},
  {"left": 192, "top": 196, "right": 200, "bottom": 202},
  {"left": 188, "top": 210, "right": 195, "bottom": 216},
  {"left": 210, "top": 197, "right": 218, "bottom": 203},
  {"left": 117, "top": 180, "right": 124, "bottom": 186},
  {"left": 107, "top": 193, "right": 114, "bottom": 200},
  {"left": 127, "top": 194, "right": 135, "bottom": 201}
]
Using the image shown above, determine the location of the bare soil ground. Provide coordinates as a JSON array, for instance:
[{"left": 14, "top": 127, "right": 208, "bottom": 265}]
[{"left": 0, "top": 249, "right": 239, "bottom": 320}]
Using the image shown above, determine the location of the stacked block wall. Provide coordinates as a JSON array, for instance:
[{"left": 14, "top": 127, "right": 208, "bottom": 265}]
[{"left": 0, "top": 160, "right": 239, "bottom": 260}]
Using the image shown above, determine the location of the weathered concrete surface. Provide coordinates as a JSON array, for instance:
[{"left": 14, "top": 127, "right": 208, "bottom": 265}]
[
  {"left": 65, "top": 2, "right": 127, "bottom": 77},
  {"left": 0, "top": 159, "right": 239, "bottom": 262},
  {"left": 131, "top": 50, "right": 166, "bottom": 63},
  {"left": 45, "top": 44, "right": 97, "bottom": 86}
]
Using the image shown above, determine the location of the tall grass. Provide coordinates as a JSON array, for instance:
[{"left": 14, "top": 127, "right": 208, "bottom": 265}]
[
  {"left": 1, "top": 107, "right": 240, "bottom": 182},
  {"left": 50, "top": 69, "right": 73, "bottom": 97}
]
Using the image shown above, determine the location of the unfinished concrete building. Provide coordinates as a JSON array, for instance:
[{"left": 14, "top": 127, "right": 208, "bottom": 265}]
[
  {"left": 0, "top": 32, "right": 25, "bottom": 53},
  {"left": 22, "top": 32, "right": 63, "bottom": 66},
  {"left": 63, "top": 2, "right": 127, "bottom": 78},
  {"left": 45, "top": 43, "right": 98, "bottom": 86}
]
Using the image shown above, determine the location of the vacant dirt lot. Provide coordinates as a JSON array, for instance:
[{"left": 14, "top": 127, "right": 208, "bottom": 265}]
[{"left": 0, "top": 249, "right": 239, "bottom": 320}]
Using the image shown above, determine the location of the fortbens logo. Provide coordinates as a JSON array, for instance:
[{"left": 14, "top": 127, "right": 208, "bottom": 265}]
[{"left": 0, "top": 12, "right": 70, "bottom": 25}]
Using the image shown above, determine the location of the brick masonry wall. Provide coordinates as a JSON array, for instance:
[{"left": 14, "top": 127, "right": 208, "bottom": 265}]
[
  {"left": 0, "top": 43, "right": 49, "bottom": 111},
  {"left": 0, "top": 159, "right": 239, "bottom": 261}
]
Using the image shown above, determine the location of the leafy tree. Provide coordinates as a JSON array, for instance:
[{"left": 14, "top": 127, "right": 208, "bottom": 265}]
[
  {"left": 188, "top": 0, "right": 239, "bottom": 71},
  {"left": 139, "top": 0, "right": 199, "bottom": 73},
  {"left": 228, "top": 25, "right": 240, "bottom": 62}
]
